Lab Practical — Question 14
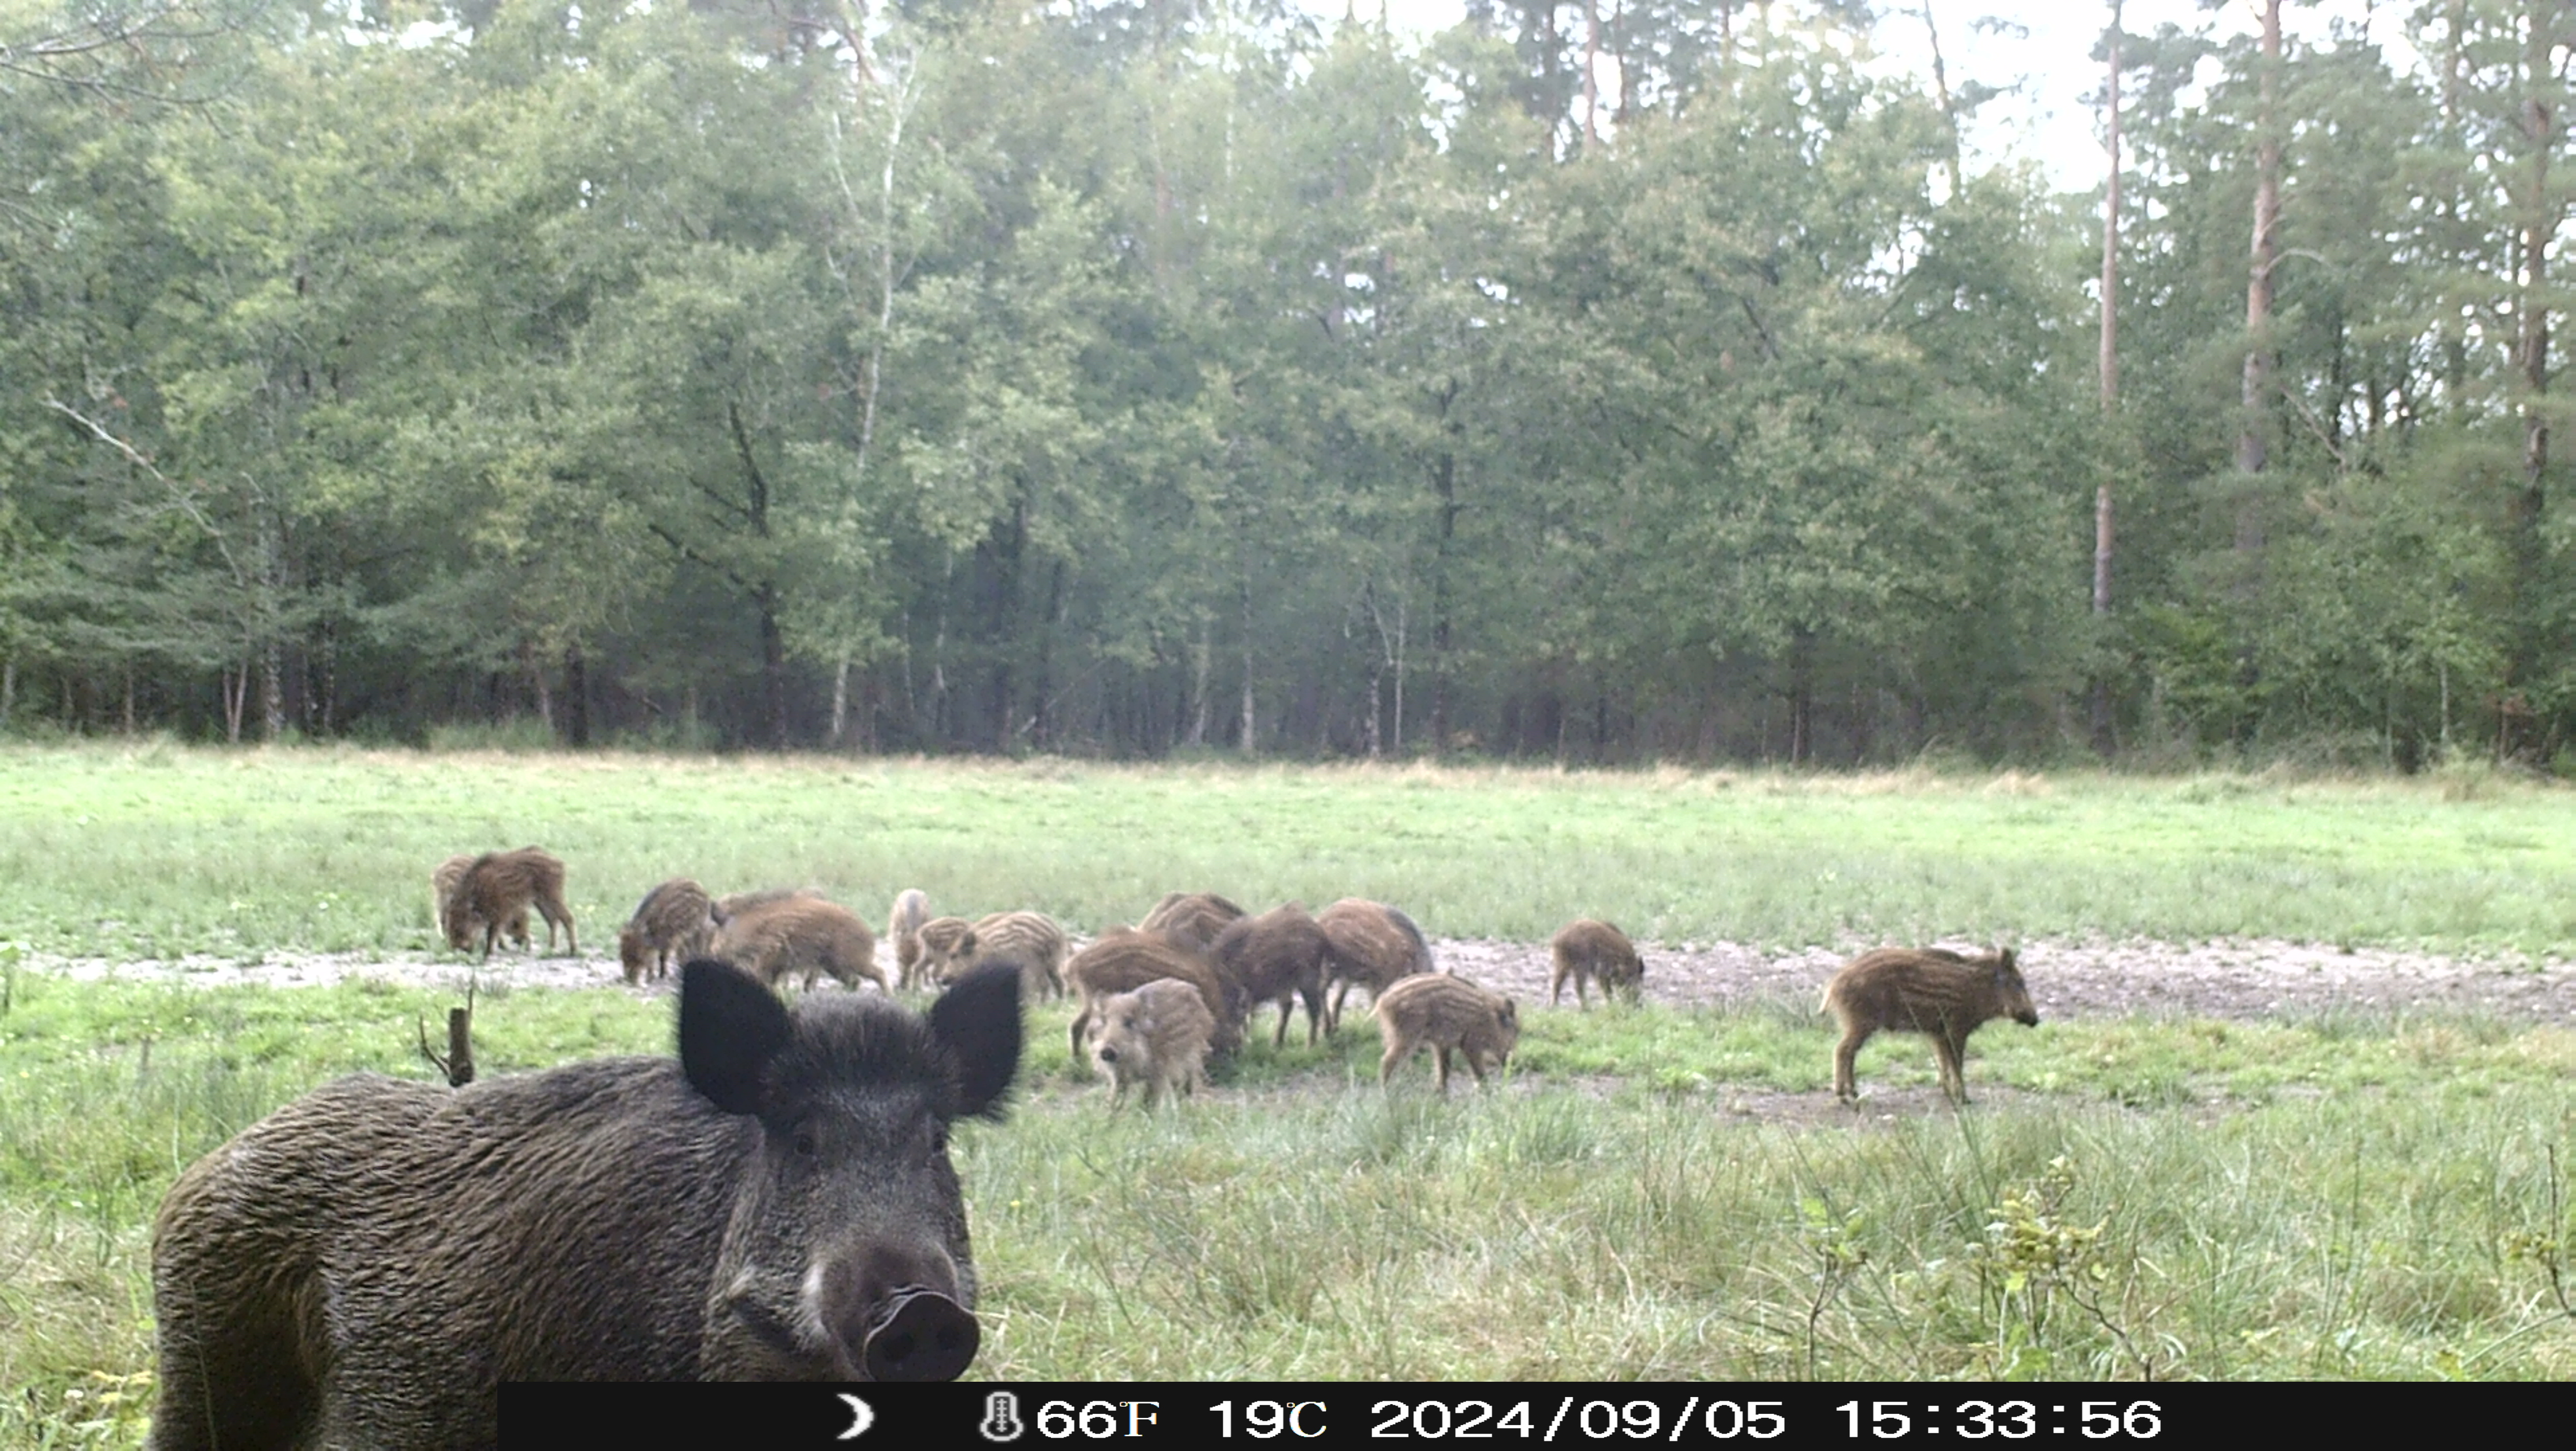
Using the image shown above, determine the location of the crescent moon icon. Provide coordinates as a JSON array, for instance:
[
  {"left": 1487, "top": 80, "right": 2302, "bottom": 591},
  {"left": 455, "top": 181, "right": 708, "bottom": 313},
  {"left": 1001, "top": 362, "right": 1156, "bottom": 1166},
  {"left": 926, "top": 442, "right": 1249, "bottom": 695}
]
[{"left": 838, "top": 1394, "right": 877, "bottom": 1440}]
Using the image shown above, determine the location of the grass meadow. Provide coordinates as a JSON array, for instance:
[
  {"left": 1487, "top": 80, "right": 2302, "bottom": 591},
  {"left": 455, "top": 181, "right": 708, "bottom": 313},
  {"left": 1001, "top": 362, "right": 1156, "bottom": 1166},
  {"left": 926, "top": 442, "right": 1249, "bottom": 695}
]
[
  {"left": 4, "top": 743, "right": 2576, "bottom": 1440},
  {"left": 3, "top": 742, "right": 2575, "bottom": 957}
]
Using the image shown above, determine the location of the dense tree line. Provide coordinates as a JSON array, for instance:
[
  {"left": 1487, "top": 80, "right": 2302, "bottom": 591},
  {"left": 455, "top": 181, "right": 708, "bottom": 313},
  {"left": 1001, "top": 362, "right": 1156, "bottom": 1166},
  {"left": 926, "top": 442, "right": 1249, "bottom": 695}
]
[{"left": 3, "top": 0, "right": 2571, "bottom": 767}]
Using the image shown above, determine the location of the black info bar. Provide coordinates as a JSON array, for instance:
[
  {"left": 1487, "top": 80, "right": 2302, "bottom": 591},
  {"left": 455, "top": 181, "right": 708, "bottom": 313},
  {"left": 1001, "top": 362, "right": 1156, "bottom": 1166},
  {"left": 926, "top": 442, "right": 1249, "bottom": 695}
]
[{"left": 500, "top": 1383, "right": 2508, "bottom": 1448}]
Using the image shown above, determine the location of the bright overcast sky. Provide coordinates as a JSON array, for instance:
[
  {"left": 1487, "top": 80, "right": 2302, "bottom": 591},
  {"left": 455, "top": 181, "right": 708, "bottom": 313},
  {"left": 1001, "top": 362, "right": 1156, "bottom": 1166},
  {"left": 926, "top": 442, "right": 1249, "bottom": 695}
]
[{"left": 1356, "top": 0, "right": 2408, "bottom": 192}]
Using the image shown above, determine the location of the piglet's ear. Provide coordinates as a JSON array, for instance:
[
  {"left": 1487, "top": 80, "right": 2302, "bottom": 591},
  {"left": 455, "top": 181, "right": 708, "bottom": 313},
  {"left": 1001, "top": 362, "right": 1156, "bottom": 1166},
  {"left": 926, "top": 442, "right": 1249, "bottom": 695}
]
[
  {"left": 929, "top": 962, "right": 1024, "bottom": 1122},
  {"left": 680, "top": 958, "right": 792, "bottom": 1117}
]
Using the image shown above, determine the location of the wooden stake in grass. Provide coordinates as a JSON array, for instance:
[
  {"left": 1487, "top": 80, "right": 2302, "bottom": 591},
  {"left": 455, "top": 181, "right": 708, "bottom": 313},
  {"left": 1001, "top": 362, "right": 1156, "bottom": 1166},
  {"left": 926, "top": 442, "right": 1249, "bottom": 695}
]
[{"left": 418, "top": 968, "right": 478, "bottom": 1087}]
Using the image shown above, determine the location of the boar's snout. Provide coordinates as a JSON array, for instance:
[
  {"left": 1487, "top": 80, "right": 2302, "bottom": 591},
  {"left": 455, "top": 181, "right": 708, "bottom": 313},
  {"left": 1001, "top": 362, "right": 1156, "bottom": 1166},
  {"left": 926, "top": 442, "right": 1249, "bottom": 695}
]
[
  {"left": 815, "top": 1243, "right": 982, "bottom": 1382},
  {"left": 865, "top": 1289, "right": 980, "bottom": 1381}
]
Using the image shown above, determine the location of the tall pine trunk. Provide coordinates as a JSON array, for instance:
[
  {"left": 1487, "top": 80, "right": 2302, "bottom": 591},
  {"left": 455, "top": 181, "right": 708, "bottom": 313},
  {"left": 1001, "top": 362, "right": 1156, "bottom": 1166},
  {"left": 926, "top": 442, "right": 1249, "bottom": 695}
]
[
  {"left": 259, "top": 505, "right": 285, "bottom": 743},
  {"left": 564, "top": 644, "right": 590, "bottom": 748},
  {"left": 2091, "top": 4, "right": 2123, "bottom": 756},
  {"left": 1429, "top": 448, "right": 1458, "bottom": 755},
  {"left": 759, "top": 584, "right": 789, "bottom": 751},
  {"left": 2508, "top": 0, "right": 2563, "bottom": 732}
]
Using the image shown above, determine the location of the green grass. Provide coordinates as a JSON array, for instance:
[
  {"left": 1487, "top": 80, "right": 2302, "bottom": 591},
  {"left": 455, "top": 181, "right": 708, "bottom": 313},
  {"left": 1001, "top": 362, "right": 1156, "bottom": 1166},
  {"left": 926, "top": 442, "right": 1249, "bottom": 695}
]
[
  {"left": 5, "top": 968, "right": 2576, "bottom": 1430},
  {"left": 1, "top": 744, "right": 2573, "bottom": 957},
  {"left": 5, "top": 746, "right": 2576, "bottom": 1438}
]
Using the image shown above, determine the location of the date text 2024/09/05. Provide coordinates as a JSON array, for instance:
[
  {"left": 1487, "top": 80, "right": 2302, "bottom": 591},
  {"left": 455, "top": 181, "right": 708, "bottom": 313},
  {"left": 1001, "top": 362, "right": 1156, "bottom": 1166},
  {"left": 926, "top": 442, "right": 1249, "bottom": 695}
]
[{"left": 500, "top": 1383, "right": 2508, "bottom": 1446}]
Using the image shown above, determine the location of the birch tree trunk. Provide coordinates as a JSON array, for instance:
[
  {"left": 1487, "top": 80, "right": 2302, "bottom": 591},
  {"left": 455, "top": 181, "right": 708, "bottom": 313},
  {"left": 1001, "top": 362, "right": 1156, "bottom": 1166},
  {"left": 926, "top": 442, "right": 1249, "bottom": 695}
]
[
  {"left": 1921, "top": 2, "right": 1964, "bottom": 196},
  {"left": 2236, "top": 0, "right": 2283, "bottom": 544},
  {"left": 1186, "top": 616, "right": 1211, "bottom": 747},
  {"left": 1237, "top": 573, "right": 1256, "bottom": 757}
]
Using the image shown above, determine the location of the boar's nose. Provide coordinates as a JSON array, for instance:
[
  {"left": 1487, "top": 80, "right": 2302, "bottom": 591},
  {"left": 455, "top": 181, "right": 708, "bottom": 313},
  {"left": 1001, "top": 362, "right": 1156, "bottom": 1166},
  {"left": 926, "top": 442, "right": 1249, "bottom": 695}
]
[{"left": 864, "top": 1289, "right": 980, "bottom": 1381}]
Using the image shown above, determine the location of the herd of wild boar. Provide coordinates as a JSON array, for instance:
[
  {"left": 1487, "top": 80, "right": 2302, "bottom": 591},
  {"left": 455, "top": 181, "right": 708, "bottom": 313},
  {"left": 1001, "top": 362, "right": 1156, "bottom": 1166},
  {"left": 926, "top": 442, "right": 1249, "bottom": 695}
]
[
  {"left": 428, "top": 847, "right": 2041, "bottom": 1111},
  {"left": 140, "top": 851, "right": 2048, "bottom": 1429}
]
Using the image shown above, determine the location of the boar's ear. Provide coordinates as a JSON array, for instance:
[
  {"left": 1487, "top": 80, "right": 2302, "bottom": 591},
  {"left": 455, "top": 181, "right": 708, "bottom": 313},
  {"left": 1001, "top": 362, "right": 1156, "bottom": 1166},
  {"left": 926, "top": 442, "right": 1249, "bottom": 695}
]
[
  {"left": 1996, "top": 947, "right": 2018, "bottom": 975},
  {"left": 680, "top": 959, "right": 793, "bottom": 1117},
  {"left": 928, "top": 962, "right": 1023, "bottom": 1121}
]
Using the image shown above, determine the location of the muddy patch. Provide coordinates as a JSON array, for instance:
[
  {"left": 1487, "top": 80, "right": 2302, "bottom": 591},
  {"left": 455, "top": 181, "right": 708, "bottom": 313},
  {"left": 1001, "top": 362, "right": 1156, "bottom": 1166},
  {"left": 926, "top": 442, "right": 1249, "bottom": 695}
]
[{"left": 29, "top": 934, "right": 2575, "bottom": 1026}]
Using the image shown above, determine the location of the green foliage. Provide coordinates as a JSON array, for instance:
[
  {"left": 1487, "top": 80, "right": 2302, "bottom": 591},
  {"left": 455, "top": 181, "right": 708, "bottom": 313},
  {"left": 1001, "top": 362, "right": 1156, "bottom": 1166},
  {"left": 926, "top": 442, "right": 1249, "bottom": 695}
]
[{"left": 0, "top": 0, "right": 2570, "bottom": 766}]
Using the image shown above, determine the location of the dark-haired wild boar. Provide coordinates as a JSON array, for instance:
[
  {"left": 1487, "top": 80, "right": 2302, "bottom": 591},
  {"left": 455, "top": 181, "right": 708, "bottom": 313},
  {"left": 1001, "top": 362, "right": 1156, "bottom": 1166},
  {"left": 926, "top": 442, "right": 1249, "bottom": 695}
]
[
  {"left": 1211, "top": 903, "right": 1334, "bottom": 1050},
  {"left": 889, "top": 889, "right": 932, "bottom": 989},
  {"left": 147, "top": 959, "right": 1026, "bottom": 1448},
  {"left": 1317, "top": 898, "right": 1433, "bottom": 1032},
  {"left": 432, "top": 854, "right": 529, "bottom": 955},
  {"left": 1819, "top": 946, "right": 2038, "bottom": 1105},
  {"left": 1084, "top": 978, "right": 1217, "bottom": 1110},
  {"left": 620, "top": 878, "right": 716, "bottom": 986},
  {"left": 926, "top": 911, "right": 1070, "bottom": 1002},
  {"left": 1138, "top": 891, "right": 1246, "bottom": 958},
  {"left": 1374, "top": 973, "right": 1519, "bottom": 1091},
  {"left": 442, "top": 848, "right": 576, "bottom": 960},
  {"left": 711, "top": 896, "right": 886, "bottom": 995},
  {"left": 1548, "top": 919, "right": 1646, "bottom": 1008},
  {"left": 1063, "top": 927, "right": 1241, "bottom": 1062}
]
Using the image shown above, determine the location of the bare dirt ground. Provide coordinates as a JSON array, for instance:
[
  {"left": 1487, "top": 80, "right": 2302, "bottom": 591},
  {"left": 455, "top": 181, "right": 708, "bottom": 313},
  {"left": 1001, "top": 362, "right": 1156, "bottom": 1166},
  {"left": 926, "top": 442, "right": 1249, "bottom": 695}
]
[{"left": 34, "top": 935, "right": 2576, "bottom": 1024}]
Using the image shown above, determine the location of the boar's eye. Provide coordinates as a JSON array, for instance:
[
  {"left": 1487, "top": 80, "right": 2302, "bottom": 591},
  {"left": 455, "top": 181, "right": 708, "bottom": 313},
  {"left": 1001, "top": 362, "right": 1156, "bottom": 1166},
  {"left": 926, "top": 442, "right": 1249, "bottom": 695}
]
[{"left": 793, "top": 1128, "right": 818, "bottom": 1159}]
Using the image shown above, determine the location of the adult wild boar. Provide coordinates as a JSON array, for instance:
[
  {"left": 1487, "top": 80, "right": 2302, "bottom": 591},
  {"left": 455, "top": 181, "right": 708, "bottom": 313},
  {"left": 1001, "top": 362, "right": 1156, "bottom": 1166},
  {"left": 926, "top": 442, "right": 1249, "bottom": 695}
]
[
  {"left": 620, "top": 877, "right": 716, "bottom": 985},
  {"left": 148, "top": 959, "right": 1026, "bottom": 1449},
  {"left": 1317, "top": 898, "right": 1433, "bottom": 1032},
  {"left": 1820, "top": 946, "right": 2038, "bottom": 1105},
  {"left": 1548, "top": 919, "right": 1645, "bottom": 1008},
  {"left": 711, "top": 895, "right": 885, "bottom": 995}
]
